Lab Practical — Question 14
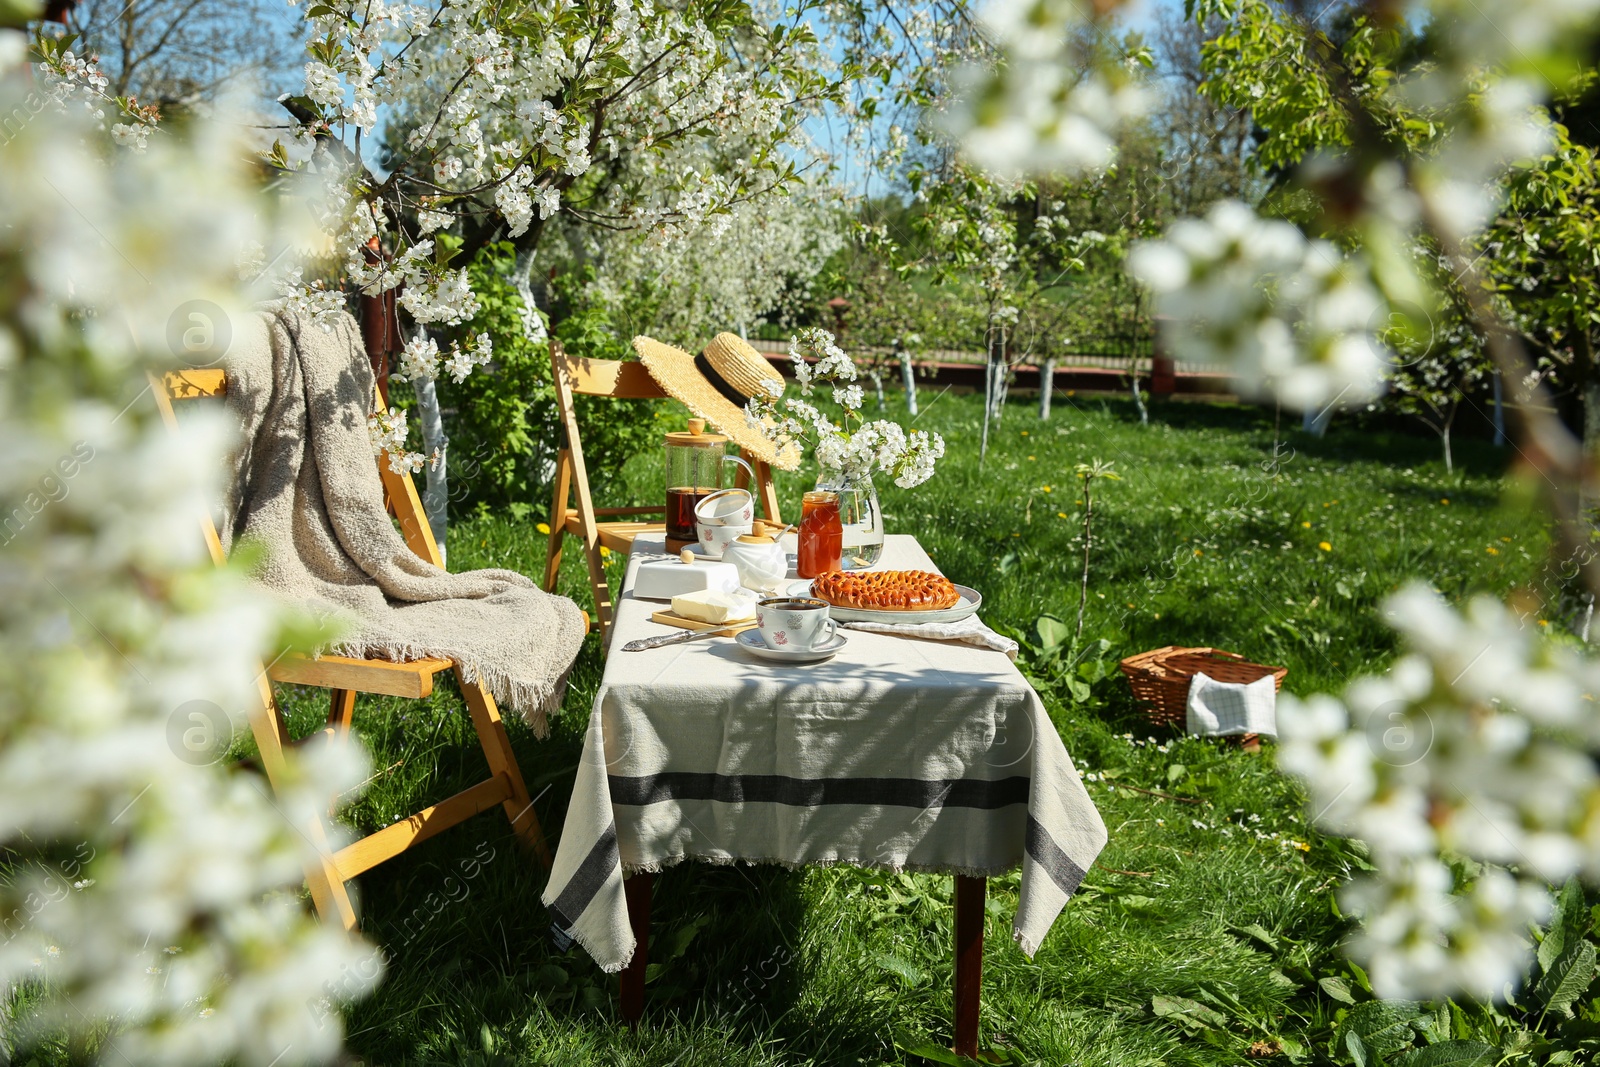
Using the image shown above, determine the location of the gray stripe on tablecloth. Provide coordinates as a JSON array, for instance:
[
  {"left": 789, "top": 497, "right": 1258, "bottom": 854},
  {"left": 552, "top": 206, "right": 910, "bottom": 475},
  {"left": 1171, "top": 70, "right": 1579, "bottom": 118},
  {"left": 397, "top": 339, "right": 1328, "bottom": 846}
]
[
  {"left": 1025, "top": 814, "right": 1087, "bottom": 897},
  {"left": 606, "top": 772, "right": 1031, "bottom": 810},
  {"left": 547, "top": 823, "right": 619, "bottom": 929}
]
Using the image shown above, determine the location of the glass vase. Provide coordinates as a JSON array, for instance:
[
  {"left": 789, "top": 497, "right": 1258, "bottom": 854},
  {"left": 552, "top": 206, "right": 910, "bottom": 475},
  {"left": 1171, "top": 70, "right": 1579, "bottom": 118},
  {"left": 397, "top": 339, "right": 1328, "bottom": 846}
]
[{"left": 816, "top": 471, "right": 883, "bottom": 570}]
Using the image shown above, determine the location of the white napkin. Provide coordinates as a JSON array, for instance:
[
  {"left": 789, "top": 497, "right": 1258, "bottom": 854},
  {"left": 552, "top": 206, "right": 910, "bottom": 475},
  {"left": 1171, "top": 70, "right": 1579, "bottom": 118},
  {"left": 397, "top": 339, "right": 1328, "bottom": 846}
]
[
  {"left": 840, "top": 615, "right": 1019, "bottom": 660},
  {"left": 1186, "top": 670, "right": 1277, "bottom": 738}
]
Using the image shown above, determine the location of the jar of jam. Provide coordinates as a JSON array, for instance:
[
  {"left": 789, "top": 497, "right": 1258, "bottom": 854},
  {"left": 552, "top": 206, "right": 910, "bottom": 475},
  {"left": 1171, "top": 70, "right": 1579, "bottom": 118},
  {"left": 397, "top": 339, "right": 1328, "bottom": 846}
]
[{"left": 797, "top": 490, "right": 843, "bottom": 578}]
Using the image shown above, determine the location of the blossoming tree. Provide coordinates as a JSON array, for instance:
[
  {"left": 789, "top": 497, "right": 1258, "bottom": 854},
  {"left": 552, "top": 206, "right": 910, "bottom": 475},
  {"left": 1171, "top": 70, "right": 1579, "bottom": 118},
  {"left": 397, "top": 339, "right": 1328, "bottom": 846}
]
[
  {"left": 271, "top": 0, "right": 842, "bottom": 545},
  {"left": 2, "top": 27, "right": 379, "bottom": 1064},
  {"left": 950, "top": 0, "right": 1600, "bottom": 1002}
]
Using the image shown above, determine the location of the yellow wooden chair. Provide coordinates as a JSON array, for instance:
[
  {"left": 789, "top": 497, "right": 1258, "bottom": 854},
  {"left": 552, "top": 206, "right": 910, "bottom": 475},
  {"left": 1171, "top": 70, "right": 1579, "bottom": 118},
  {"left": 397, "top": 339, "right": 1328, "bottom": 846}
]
[
  {"left": 543, "top": 339, "right": 782, "bottom": 643},
  {"left": 156, "top": 367, "right": 561, "bottom": 931}
]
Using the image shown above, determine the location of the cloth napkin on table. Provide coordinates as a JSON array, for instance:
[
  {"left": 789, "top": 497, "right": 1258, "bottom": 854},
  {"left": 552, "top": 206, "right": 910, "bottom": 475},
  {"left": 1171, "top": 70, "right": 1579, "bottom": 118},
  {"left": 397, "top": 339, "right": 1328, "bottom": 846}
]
[
  {"left": 1186, "top": 670, "right": 1277, "bottom": 738},
  {"left": 840, "top": 614, "right": 1019, "bottom": 659}
]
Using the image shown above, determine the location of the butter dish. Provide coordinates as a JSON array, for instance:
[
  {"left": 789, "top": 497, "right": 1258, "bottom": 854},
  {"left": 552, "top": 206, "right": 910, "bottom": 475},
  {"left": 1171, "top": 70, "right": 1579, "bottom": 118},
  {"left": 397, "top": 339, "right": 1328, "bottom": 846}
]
[{"left": 633, "top": 557, "right": 741, "bottom": 601}]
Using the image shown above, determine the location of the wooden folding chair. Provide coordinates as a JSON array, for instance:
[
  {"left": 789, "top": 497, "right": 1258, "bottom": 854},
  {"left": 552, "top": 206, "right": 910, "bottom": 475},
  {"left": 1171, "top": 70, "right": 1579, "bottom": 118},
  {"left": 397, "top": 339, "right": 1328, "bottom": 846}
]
[
  {"left": 156, "top": 367, "right": 561, "bottom": 932},
  {"left": 544, "top": 339, "right": 782, "bottom": 642}
]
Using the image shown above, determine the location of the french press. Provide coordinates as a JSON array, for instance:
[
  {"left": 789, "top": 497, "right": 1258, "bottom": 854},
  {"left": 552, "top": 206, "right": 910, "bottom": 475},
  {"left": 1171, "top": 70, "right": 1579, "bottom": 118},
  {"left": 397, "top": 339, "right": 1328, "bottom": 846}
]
[{"left": 664, "top": 418, "right": 754, "bottom": 543}]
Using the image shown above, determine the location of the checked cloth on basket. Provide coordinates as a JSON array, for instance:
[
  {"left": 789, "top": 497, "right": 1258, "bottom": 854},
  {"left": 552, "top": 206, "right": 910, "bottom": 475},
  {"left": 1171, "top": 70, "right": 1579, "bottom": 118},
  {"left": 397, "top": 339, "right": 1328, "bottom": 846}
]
[
  {"left": 541, "top": 534, "right": 1107, "bottom": 972},
  {"left": 1186, "top": 670, "right": 1278, "bottom": 739}
]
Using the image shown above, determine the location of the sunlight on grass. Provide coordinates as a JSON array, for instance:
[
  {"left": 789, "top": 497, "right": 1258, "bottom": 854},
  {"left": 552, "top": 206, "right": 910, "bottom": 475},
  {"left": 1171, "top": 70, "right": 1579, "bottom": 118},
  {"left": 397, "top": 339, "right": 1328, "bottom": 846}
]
[{"left": 268, "top": 391, "right": 1540, "bottom": 1065}]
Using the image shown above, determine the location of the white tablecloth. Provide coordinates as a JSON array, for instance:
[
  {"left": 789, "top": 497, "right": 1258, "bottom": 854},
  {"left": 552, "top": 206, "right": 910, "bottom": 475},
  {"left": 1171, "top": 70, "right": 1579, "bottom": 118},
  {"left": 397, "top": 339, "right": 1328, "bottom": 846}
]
[{"left": 542, "top": 534, "right": 1106, "bottom": 971}]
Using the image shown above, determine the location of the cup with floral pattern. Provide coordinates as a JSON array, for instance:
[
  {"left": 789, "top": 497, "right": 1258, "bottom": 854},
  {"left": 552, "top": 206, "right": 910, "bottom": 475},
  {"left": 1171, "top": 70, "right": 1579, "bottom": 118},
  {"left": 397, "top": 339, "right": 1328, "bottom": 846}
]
[{"left": 755, "top": 596, "right": 836, "bottom": 651}]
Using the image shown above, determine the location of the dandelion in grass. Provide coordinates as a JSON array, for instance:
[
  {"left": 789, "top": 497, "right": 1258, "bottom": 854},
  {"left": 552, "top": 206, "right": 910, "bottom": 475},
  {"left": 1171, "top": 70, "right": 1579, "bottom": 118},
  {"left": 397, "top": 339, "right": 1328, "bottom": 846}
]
[
  {"left": 536, "top": 523, "right": 551, "bottom": 535},
  {"left": 1319, "top": 542, "right": 1332, "bottom": 551}
]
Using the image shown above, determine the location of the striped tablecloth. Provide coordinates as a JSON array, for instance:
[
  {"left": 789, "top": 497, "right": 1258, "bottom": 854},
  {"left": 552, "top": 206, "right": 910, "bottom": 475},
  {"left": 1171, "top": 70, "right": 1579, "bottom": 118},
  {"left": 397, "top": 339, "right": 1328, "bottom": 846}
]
[{"left": 542, "top": 534, "right": 1107, "bottom": 972}]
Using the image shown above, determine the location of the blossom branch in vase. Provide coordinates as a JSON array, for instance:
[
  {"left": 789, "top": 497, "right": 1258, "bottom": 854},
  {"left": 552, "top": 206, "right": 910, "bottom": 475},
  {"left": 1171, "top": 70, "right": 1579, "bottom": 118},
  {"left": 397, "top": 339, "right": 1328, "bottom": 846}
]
[{"left": 744, "top": 327, "right": 946, "bottom": 490}]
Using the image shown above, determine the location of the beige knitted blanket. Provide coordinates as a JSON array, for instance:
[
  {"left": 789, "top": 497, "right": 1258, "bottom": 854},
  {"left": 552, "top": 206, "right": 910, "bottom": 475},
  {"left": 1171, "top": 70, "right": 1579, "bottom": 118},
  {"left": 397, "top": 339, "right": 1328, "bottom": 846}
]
[{"left": 221, "top": 309, "right": 586, "bottom": 734}]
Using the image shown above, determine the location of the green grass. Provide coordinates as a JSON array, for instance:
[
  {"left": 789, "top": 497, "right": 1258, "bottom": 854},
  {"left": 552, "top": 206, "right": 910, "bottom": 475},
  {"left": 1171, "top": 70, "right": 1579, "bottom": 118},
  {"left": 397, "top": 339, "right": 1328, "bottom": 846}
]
[{"left": 272, "top": 390, "right": 1546, "bottom": 1066}]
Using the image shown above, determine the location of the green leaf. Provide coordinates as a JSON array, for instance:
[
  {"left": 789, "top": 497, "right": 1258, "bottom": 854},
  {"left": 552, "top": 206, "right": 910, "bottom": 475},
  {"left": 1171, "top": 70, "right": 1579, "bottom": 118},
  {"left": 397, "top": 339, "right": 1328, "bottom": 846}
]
[
  {"left": 1390, "top": 1040, "right": 1499, "bottom": 1067},
  {"left": 1320, "top": 976, "right": 1357, "bottom": 1005},
  {"left": 1118, "top": 895, "right": 1162, "bottom": 918},
  {"left": 1151, "top": 994, "right": 1226, "bottom": 1029},
  {"left": 1167, "top": 763, "right": 1189, "bottom": 785},
  {"left": 1033, "top": 613, "right": 1069, "bottom": 653},
  {"left": 433, "top": 232, "right": 465, "bottom": 268},
  {"left": 1541, "top": 878, "right": 1589, "bottom": 975},
  {"left": 1536, "top": 939, "right": 1598, "bottom": 1019},
  {"left": 1345, "top": 1030, "right": 1370, "bottom": 1067},
  {"left": 1065, "top": 676, "right": 1091, "bottom": 702},
  {"left": 1336, "top": 1000, "right": 1426, "bottom": 1058},
  {"left": 872, "top": 951, "right": 926, "bottom": 987},
  {"left": 894, "top": 1041, "right": 964, "bottom": 1066}
]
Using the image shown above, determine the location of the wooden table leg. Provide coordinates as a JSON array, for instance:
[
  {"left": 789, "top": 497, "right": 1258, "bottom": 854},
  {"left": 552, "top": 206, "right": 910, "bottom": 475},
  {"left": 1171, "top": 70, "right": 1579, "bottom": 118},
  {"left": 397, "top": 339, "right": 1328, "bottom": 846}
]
[
  {"left": 954, "top": 874, "right": 985, "bottom": 1058},
  {"left": 620, "top": 872, "right": 654, "bottom": 1026}
]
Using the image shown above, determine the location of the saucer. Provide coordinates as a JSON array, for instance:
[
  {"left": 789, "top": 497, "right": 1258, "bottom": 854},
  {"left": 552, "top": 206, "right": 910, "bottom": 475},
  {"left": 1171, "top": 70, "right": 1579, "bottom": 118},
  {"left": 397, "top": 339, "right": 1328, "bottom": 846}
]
[{"left": 734, "top": 627, "right": 847, "bottom": 664}]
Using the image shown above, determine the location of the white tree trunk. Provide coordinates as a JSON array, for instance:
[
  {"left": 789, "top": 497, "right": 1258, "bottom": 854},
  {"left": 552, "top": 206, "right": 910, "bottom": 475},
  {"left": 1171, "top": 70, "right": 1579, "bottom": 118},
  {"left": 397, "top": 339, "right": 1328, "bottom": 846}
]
[
  {"left": 871, "top": 368, "right": 886, "bottom": 410},
  {"left": 1130, "top": 359, "right": 1148, "bottom": 425},
  {"left": 900, "top": 349, "right": 918, "bottom": 416},
  {"left": 1302, "top": 404, "right": 1331, "bottom": 437},
  {"left": 414, "top": 374, "right": 449, "bottom": 565},
  {"left": 1039, "top": 358, "right": 1055, "bottom": 420},
  {"left": 1492, "top": 369, "right": 1506, "bottom": 446},
  {"left": 513, "top": 248, "right": 557, "bottom": 487},
  {"left": 980, "top": 361, "right": 994, "bottom": 466}
]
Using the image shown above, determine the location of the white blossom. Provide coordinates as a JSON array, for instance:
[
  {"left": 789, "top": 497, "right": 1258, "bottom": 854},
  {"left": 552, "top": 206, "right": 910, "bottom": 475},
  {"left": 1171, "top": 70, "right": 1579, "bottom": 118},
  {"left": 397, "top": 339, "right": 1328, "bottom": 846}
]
[
  {"left": 396, "top": 333, "right": 440, "bottom": 381},
  {"left": 0, "top": 85, "right": 378, "bottom": 1063},
  {"left": 1277, "top": 582, "right": 1600, "bottom": 1000},
  {"left": 1130, "top": 200, "right": 1388, "bottom": 411}
]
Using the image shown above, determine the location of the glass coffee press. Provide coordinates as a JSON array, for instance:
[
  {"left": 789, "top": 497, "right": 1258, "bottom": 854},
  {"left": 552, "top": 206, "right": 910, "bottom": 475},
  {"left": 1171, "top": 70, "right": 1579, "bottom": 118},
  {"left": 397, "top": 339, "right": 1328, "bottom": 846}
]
[{"left": 663, "top": 419, "right": 755, "bottom": 548}]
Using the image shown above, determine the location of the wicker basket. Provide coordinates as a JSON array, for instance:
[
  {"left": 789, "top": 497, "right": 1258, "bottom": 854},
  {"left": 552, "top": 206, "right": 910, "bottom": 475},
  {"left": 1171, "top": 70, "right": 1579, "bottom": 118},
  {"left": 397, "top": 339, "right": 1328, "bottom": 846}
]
[{"left": 1118, "top": 646, "right": 1288, "bottom": 730}]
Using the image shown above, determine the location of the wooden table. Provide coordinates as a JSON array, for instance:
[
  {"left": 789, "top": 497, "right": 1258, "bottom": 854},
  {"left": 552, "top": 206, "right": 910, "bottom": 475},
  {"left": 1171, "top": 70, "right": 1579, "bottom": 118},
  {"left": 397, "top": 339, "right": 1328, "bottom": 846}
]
[{"left": 540, "top": 534, "right": 1107, "bottom": 1057}]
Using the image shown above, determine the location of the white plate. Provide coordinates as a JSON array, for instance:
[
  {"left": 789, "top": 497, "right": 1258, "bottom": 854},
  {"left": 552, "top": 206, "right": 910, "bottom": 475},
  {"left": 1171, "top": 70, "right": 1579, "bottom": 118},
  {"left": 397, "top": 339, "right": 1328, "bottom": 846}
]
[
  {"left": 783, "top": 579, "right": 982, "bottom": 625},
  {"left": 734, "top": 627, "right": 847, "bottom": 664}
]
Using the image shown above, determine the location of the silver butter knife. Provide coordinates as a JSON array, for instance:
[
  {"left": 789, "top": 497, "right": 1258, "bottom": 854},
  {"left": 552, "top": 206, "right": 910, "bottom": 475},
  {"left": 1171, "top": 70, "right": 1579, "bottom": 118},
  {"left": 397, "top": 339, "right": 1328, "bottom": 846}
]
[{"left": 621, "top": 626, "right": 740, "bottom": 652}]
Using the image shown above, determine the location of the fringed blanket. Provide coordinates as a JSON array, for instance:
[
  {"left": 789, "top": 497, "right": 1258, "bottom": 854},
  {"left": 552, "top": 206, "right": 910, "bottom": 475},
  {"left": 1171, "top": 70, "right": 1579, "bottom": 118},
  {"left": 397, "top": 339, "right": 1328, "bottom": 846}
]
[{"left": 221, "top": 309, "right": 586, "bottom": 733}]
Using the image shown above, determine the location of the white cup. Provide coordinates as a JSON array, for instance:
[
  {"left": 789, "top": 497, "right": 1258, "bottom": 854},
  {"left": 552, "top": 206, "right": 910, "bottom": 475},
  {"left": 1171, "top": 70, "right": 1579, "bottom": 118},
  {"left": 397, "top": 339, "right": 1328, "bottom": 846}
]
[
  {"left": 755, "top": 596, "right": 837, "bottom": 651},
  {"left": 694, "top": 488, "right": 755, "bottom": 527},
  {"left": 696, "top": 519, "right": 752, "bottom": 558}
]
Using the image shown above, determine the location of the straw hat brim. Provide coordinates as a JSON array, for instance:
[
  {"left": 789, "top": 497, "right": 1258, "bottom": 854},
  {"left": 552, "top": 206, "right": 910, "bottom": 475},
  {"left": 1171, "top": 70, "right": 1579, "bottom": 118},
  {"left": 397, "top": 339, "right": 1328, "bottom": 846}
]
[{"left": 634, "top": 336, "right": 801, "bottom": 471}]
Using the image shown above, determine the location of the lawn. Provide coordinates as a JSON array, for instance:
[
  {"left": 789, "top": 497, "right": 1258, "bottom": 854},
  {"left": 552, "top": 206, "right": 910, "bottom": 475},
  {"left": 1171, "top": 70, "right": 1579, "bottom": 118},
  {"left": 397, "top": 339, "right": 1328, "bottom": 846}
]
[{"left": 270, "top": 389, "right": 1547, "bottom": 1066}]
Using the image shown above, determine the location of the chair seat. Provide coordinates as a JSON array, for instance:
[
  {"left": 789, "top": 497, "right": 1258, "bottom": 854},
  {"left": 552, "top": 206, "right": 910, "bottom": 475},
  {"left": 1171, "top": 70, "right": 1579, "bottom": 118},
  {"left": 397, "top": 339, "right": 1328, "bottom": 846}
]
[
  {"left": 268, "top": 653, "right": 455, "bottom": 698},
  {"left": 559, "top": 511, "right": 666, "bottom": 554}
]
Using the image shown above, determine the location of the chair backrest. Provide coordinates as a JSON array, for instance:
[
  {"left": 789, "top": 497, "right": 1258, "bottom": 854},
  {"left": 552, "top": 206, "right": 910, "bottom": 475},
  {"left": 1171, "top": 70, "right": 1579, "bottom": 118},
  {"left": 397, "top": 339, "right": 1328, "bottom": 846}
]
[
  {"left": 154, "top": 367, "right": 444, "bottom": 568},
  {"left": 553, "top": 346, "right": 669, "bottom": 400}
]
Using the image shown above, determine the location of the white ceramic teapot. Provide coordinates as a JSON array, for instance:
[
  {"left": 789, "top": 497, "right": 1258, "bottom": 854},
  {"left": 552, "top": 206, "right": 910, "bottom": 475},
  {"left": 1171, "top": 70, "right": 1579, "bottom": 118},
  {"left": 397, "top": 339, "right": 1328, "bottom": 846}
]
[{"left": 720, "top": 520, "right": 790, "bottom": 594}]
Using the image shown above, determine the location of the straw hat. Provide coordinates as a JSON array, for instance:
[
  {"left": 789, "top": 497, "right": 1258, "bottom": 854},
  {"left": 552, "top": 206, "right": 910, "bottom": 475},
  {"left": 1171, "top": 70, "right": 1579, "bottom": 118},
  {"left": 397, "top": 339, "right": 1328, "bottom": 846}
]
[{"left": 633, "top": 332, "right": 801, "bottom": 470}]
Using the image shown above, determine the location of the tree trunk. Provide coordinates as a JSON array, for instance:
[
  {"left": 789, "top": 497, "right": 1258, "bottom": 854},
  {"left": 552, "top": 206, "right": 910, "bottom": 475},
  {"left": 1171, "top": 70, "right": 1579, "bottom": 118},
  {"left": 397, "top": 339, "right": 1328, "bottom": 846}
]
[
  {"left": 1491, "top": 369, "right": 1506, "bottom": 447},
  {"left": 900, "top": 347, "right": 918, "bottom": 416},
  {"left": 1580, "top": 329, "right": 1600, "bottom": 463},
  {"left": 414, "top": 375, "right": 449, "bottom": 562},
  {"left": 1129, "top": 358, "right": 1147, "bottom": 425},
  {"left": 1441, "top": 421, "right": 1453, "bottom": 474},
  {"left": 871, "top": 367, "right": 885, "bottom": 411},
  {"left": 979, "top": 360, "right": 994, "bottom": 467},
  {"left": 513, "top": 247, "right": 557, "bottom": 488},
  {"left": 1039, "top": 357, "right": 1055, "bottom": 420},
  {"left": 991, "top": 329, "right": 1008, "bottom": 423},
  {"left": 1302, "top": 404, "right": 1331, "bottom": 437},
  {"left": 1075, "top": 475, "right": 1094, "bottom": 647}
]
